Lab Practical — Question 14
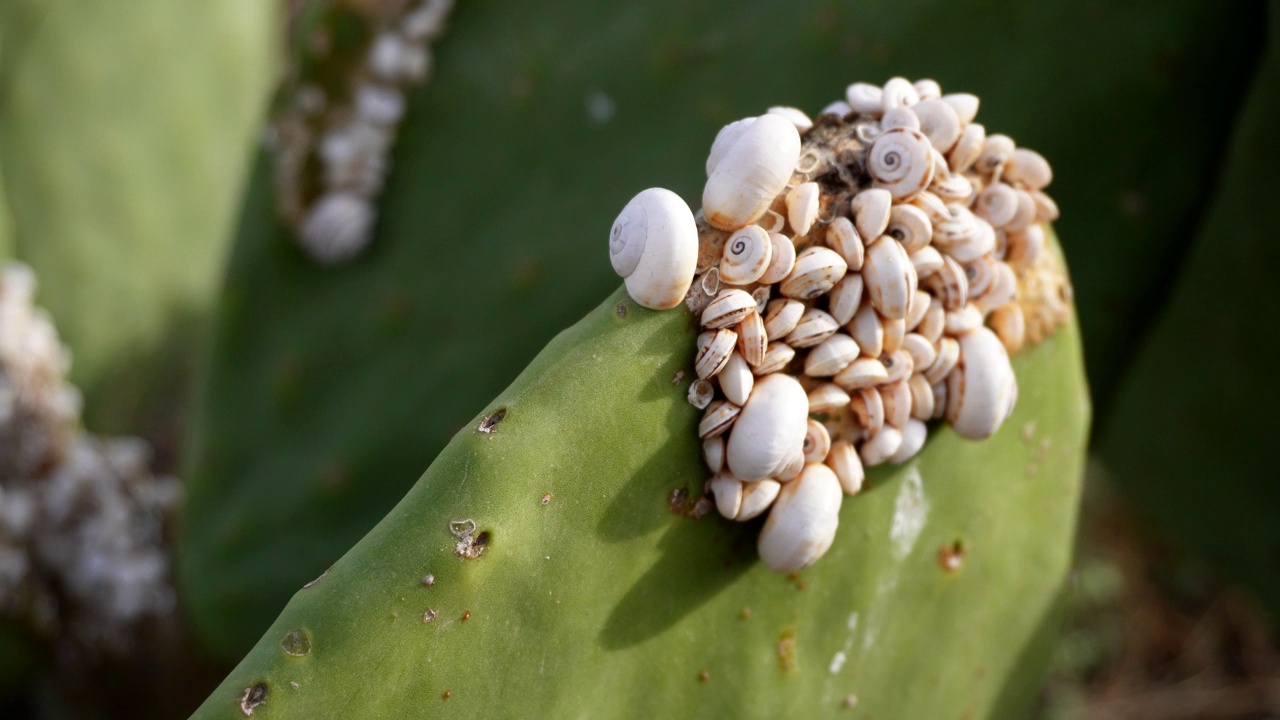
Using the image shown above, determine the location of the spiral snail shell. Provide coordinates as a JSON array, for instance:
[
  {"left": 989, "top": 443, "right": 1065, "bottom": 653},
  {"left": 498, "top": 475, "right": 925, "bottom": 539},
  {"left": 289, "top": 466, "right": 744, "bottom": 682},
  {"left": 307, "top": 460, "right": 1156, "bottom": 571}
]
[
  {"left": 609, "top": 187, "right": 699, "bottom": 310},
  {"left": 881, "top": 76, "right": 920, "bottom": 111},
  {"left": 867, "top": 128, "right": 935, "bottom": 201},
  {"left": 946, "top": 327, "right": 1017, "bottom": 440},
  {"left": 719, "top": 225, "right": 773, "bottom": 285},
  {"left": 726, "top": 373, "right": 810, "bottom": 481},
  {"left": 757, "top": 463, "right": 843, "bottom": 573},
  {"left": 862, "top": 235, "right": 918, "bottom": 320},
  {"left": 758, "top": 232, "right": 797, "bottom": 284},
  {"left": 851, "top": 188, "right": 892, "bottom": 241},
  {"left": 911, "top": 99, "right": 962, "bottom": 153},
  {"left": 941, "top": 93, "right": 980, "bottom": 125},
  {"left": 886, "top": 204, "right": 933, "bottom": 253}
]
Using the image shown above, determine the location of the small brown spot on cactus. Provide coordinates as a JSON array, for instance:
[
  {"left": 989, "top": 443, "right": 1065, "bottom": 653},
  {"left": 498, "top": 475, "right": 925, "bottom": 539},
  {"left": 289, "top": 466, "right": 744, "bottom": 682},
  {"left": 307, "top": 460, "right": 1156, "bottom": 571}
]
[
  {"left": 1021, "top": 421, "right": 1036, "bottom": 442},
  {"left": 615, "top": 300, "right": 628, "bottom": 318},
  {"left": 461, "top": 610, "right": 471, "bottom": 622},
  {"left": 668, "top": 487, "right": 691, "bottom": 514},
  {"left": 938, "top": 539, "right": 966, "bottom": 573},
  {"left": 421, "top": 573, "right": 435, "bottom": 587},
  {"left": 540, "top": 492, "right": 552, "bottom": 505},
  {"left": 422, "top": 608, "right": 437, "bottom": 623},
  {"left": 280, "top": 629, "right": 312, "bottom": 657},
  {"left": 442, "top": 689, "right": 452, "bottom": 700},
  {"left": 672, "top": 370, "right": 684, "bottom": 384},
  {"left": 450, "top": 520, "right": 490, "bottom": 559},
  {"left": 238, "top": 683, "right": 268, "bottom": 717},
  {"left": 739, "top": 608, "right": 752, "bottom": 621},
  {"left": 777, "top": 629, "right": 797, "bottom": 673},
  {"left": 478, "top": 408, "right": 506, "bottom": 434},
  {"left": 698, "top": 670, "right": 710, "bottom": 683}
]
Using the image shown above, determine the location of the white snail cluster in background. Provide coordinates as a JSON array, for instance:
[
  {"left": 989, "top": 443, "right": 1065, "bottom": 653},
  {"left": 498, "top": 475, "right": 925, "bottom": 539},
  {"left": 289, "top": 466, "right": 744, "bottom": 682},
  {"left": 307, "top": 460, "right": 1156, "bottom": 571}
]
[
  {"left": 270, "top": 0, "right": 454, "bottom": 265},
  {"left": 609, "top": 77, "right": 1070, "bottom": 574}
]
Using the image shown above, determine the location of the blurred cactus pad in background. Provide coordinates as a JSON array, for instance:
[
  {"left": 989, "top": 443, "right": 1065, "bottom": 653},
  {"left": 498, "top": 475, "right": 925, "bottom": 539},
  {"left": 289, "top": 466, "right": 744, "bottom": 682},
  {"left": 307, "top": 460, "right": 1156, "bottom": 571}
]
[{"left": 0, "top": 0, "right": 1276, "bottom": 718}]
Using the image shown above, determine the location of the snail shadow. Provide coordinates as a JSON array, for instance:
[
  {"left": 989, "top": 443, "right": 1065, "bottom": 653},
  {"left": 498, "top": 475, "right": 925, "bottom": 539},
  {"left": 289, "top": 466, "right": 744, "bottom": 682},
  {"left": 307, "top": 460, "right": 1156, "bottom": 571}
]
[
  {"left": 594, "top": 318, "right": 700, "bottom": 544},
  {"left": 599, "top": 515, "right": 758, "bottom": 650}
]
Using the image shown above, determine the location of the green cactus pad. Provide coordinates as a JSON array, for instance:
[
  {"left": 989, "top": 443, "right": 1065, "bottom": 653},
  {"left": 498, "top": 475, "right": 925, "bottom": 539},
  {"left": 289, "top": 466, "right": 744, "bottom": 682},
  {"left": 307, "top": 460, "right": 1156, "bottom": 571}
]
[
  {"left": 189, "top": 272, "right": 1089, "bottom": 718},
  {"left": 180, "top": 0, "right": 1249, "bottom": 661},
  {"left": 0, "top": 0, "right": 275, "bottom": 431}
]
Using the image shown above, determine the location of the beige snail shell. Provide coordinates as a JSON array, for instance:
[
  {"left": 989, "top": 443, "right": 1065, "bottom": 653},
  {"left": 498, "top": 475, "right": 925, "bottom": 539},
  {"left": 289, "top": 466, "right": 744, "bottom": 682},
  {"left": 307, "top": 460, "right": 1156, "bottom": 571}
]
[
  {"left": 719, "top": 225, "right": 773, "bottom": 285},
  {"left": 825, "top": 439, "right": 865, "bottom": 495},
  {"left": 911, "top": 99, "right": 962, "bottom": 153},
  {"left": 867, "top": 128, "right": 935, "bottom": 201},
  {"left": 610, "top": 187, "right": 699, "bottom": 310},
  {"left": 758, "top": 232, "right": 797, "bottom": 284},
  {"left": 727, "top": 373, "right": 810, "bottom": 481},
  {"left": 946, "top": 327, "right": 1017, "bottom": 440},
  {"left": 703, "top": 114, "right": 801, "bottom": 230},
  {"left": 786, "top": 182, "right": 821, "bottom": 236},
  {"left": 758, "top": 463, "right": 843, "bottom": 573},
  {"left": 851, "top": 188, "right": 892, "bottom": 241}
]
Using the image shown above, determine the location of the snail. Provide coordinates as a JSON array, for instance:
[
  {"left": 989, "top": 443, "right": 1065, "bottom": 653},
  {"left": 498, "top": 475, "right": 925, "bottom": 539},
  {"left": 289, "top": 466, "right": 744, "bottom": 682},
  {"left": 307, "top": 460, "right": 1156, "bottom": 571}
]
[
  {"left": 786, "top": 307, "right": 840, "bottom": 348},
  {"left": 825, "top": 439, "right": 865, "bottom": 495},
  {"left": 718, "top": 352, "right": 755, "bottom": 406},
  {"left": 763, "top": 298, "right": 805, "bottom": 340},
  {"left": 862, "top": 235, "right": 918, "bottom": 320},
  {"left": 299, "top": 192, "right": 376, "bottom": 265},
  {"left": 785, "top": 182, "right": 820, "bottom": 236},
  {"left": 881, "top": 76, "right": 920, "bottom": 111},
  {"left": 766, "top": 106, "right": 814, "bottom": 134},
  {"left": 851, "top": 188, "right": 892, "bottom": 240},
  {"left": 609, "top": 187, "right": 699, "bottom": 310},
  {"left": 698, "top": 399, "right": 742, "bottom": 439},
  {"left": 736, "top": 311, "right": 768, "bottom": 366},
  {"left": 757, "top": 463, "right": 843, "bottom": 573},
  {"left": 826, "top": 217, "right": 865, "bottom": 270},
  {"left": 808, "top": 383, "right": 852, "bottom": 414},
  {"left": 826, "top": 274, "right": 865, "bottom": 325},
  {"left": 946, "top": 327, "right": 1017, "bottom": 439},
  {"left": 701, "top": 289, "right": 757, "bottom": 329},
  {"left": 911, "top": 99, "right": 962, "bottom": 153},
  {"left": 803, "top": 419, "right": 832, "bottom": 463},
  {"left": 835, "top": 357, "right": 889, "bottom": 392},
  {"left": 886, "top": 204, "right": 933, "bottom": 253},
  {"left": 758, "top": 232, "right": 797, "bottom": 284},
  {"left": 803, "top": 333, "right": 860, "bottom": 377},
  {"left": 867, "top": 128, "right": 935, "bottom": 201},
  {"left": 719, "top": 225, "right": 773, "bottom": 285},
  {"left": 726, "top": 374, "right": 810, "bottom": 481},
  {"left": 702, "top": 113, "right": 801, "bottom": 230},
  {"left": 780, "top": 247, "right": 848, "bottom": 299},
  {"left": 941, "top": 93, "right": 980, "bottom": 125},
  {"left": 860, "top": 425, "right": 903, "bottom": 467},
  {"left": 848, "top": 302, "right": 885, "bottom": 359},
  {"left": 948, "top": 122, "right": 985, "bottom": 173}
]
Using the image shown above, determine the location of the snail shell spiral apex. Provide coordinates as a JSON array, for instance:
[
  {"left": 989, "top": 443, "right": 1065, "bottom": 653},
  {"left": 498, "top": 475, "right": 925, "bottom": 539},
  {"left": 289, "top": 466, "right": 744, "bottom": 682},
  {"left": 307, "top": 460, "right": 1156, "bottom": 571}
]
[
  {"left": 867, "top": 128, "right": 935, "bottom": 201},
  {"left": 610, "top": 188, "right": 699, "bottom": 310}
]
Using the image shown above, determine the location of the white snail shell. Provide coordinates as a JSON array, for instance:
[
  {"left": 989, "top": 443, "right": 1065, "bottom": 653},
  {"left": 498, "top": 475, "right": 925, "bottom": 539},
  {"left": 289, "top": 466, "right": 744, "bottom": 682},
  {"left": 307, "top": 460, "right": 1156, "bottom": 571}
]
[
  {"left": 910, "top": 245, "right": 944, "bottom": 278},
  {"left": 867, "top": 128, "right": 935, "bottom": 201},
  {"left": 780, "top": 246, "right": 848, "bottom": 299},
  {"left": 610, "top": 188, "right": 699, "bottom": 310},
  {"left": 825, "top": 217, "right": 865, "bottom": 270},
  {"left": 881, "top": 76, "right": 920, "bottom": 112},
  {"left": 881, "top": 348, "right": 914, "bottom": 385},
  {"left": 911, "top": 99, "right": 962, "bottom": 153},
  {"left": 919, "top": 299, "right": 945, "bottom": 344},
  {"left": 1004, "top": 189, "right": 1039, "bottom": 232},
  {"left": 905, "top": 289, "right": 931, "bottom": 331},
  {"left": 754, "top": 341, "right": 796, "bottom": 375},
  {"left": 862, "top": 235, "right": 918, "bottom": 320},
  {"left": 989, "top": 303, "right": 1027, "bottom": 354},
  {"left": 727, "top": 373, "right": 810, "bottom": 481},
  {"left": 820, "top": 99, "right": 853, "bottom": 117},
  {"left": 808, "top": 383, "right": 851, "bottom": 414},
  {"left": 882, "top": 314, "right": 907, "bottom": 354},
  {"left": 946, "top": 327, "right": 1017, "bottom": 440},
  {"left": 1006, "top": 224, "right": 1046, "bottom": 270},
  {"left": 908, "top": 373, "right": 936, "bottom": 421},
  {"left": 702, "top": 114, "right": 801, "bottom": 230},
  {"left": 944, "top": 304, "right": 984, "bottom": 335},
  {"left": 880, "top": 106, "right": 921, "bottom": 132},
  {"left": 972, "top": 262, "right": 1018, "bottom": 315},
  {"left": 974, "top": 182, "right": 1019, "bottom": 228},
  {"left": 851, "top": 188, "right": 892, "bottom": 241},
  {"left": 718, "top": 351, "right": 755, "bottom": 406},
  {"left": 902, "top": 332, "right": 938, "bottom": 371},
  {"left": 834, "top": 356, "right": 889, "bottom": 392},
  {"left": 803, "top": 419, "right": 832, "bottom": 463},
  {"left": 850, "top": 387, "right": 885, "bottom": 437},
  {"left": 763, "top": 298, "right": 805, "bottom": 340},
  {"left": 804, "top": 333, "right": 860, "bottom": 377},
  {"left": 888, "top": 419, "right": 928, "bottom": 464},
  {"left": 1030, "top": 190, "right": 1060, "bottom": 222},
  {"left": 695, "top": 328, "right": 737, "bottom": 379},
  {"left": 948, "top": 122, "right": 986, "bottom": 174},
  {"left": 706, "top": 118, "right": 756, "bottom": 176},
  {"left": 766, "top": 106, "right": 814, "bottom": 134},
  {"left": 1003, "top": 148, "right": 1053, "bottom": 190},
  {"left": 913, "top": 78, "right": 942, "bottom": 101},
  {"left": 860, "top": 425, "right": 903, "bottom": 467},
  {"left": 758, "top": 463, "right": 843, "bottom": 573},
  {"left": 976, "top": 134, "right": 1016, "bottom": 176},
  {"left": 845, "top": 82, "right": 884, "bottom": 115},
  {"left": 709, "top": 472, "right": 744, "bottom": 520},
  {"left": 719, "top": 225, "right": 773, "bottom": 285},
  {"left": 701, "top": 289, "right": 757, "bottom": 329},
  {"left": 786, "top": 307, "right": 840, "bottom": 348},
  {"left": 826, "top": 273, "right": 864, "bottom": 325},
  {"left": 786, "top": 182, "right": 820, "bottom": 237},
  {"left": 941, "top": 93, "right": 980, "bottom": 125},
  {"left": 703, "top": 436, "right": 725, "bottom": 473},
  {"left": 699, "top": 399, "right": 742, "bottom": 439},
  {"left": 758, "top": 232, "right": 797, "bottom": 284},
  {"left": 737, "top": 479, "right": 782, "bottom": 521},
  {"left": 847, "top": 302, "right": 885, "bottom": 359},
  {"left": 886, "top": 204, "right": 933, "bottom": 253},
  {"left": 736, "top": 311, "right": 768, "bottom": 366},
  {"left": 825, "top": 439, "right": 865, "bottom": 495},
  {"left": 925, "top": 336, "right": 961, "bottom": 385},
  {"left": 881, "top": 379, "right": 912, "bottom": 429}
]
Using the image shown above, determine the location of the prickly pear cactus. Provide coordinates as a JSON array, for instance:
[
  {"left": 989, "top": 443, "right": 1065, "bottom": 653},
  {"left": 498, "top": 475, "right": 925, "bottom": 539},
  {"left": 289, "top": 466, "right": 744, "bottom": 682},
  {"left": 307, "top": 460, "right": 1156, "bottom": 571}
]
[
  {"left": 189, "top": 243, "right": 1087, "bottom": 717},
  {"left": 179, "top": 0, "right": 1256, "bottom": 664},
  {"left": 0, "top": 0, "right": 275, "bottom": 431}
]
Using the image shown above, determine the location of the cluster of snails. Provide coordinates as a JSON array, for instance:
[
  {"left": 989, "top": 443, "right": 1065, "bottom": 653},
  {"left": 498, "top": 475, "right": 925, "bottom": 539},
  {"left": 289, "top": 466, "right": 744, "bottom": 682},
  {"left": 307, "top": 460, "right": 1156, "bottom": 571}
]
[
  {"left": 270, "top": 0, "right": 454, "bottom": 264},
  {"left": 0, "top": 263, "right": 182, "bottom": 650},
  {"left": 609, "top": 77, "right": 1066, "bottom": 574}
]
